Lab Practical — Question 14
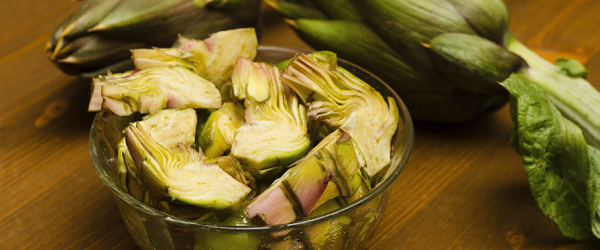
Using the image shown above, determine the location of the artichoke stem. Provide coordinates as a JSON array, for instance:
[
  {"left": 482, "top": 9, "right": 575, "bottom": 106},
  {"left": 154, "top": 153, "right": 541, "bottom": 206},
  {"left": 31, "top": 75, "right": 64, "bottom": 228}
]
[{"left": 505, "top": 32, "right": 600, "bottom": 149}]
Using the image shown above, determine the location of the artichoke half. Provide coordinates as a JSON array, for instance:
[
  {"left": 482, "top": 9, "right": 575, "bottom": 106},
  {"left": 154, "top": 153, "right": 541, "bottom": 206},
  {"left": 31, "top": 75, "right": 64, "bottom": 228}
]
[
  {"left": 46, "top": 0, "right": 261, "bottom": 79},
  {"left": 88, "top": 66, "right": 221, "bottom": 116},
  {"left": 281, "top": 52, "right": 399, "bottom": 177},
  {"left": 197, "top": 102, "right": 245, "bottom": 158},
  {"left": 125, "top": 122, "right": 252, "bottom": 213},
  {"left": 230, "top": 57, "right": 311, "bottom": 181}
]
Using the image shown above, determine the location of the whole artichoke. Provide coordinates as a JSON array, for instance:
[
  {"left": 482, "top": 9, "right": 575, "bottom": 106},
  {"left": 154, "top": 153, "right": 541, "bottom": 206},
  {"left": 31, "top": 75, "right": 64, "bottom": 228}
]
[
  {"left": 268, "top": 0, "right": 600, "bottom": 151},
  {"left": 46, "top": 0, "right": 261, "bottom": 80}
]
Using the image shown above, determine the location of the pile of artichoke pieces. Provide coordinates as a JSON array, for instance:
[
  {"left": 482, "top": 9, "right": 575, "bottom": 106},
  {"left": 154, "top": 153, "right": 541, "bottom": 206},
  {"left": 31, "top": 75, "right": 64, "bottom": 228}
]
[{"left": 89, "top": 28, "right": 400, "bottom": 226}]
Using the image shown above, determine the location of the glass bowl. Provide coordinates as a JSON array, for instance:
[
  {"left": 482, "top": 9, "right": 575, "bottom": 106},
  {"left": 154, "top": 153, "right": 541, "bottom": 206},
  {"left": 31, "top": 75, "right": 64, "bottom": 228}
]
[{"left": 90, "top": 46, "right": 414, "bottom": 250}]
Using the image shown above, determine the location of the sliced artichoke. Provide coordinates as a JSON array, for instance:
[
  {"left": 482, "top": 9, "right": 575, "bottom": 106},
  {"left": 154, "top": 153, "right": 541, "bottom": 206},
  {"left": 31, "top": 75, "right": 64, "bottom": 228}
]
[
  {"left": 89, "top": 66, "right": 221, "bottom": 116},
  {"left": 282, "top": 52, "right": 399, "bottom": 177},
  {"left": 244, "top": 129, "right": 367, "bottom": 224},
  {"left": 197, "top": 102, "right": 245, "bottom": 158},
  {"left": 205, "top": 156, "right": 257, "bottom": 191},
  {"left": 132, "top": 28, "right": 258, "bottom": 88},
  {"left": 303, "top": 199, "right": 352, "bottom": 249},
  {"left": 230, "top": 57, "right": 311, "bottom": 181},
  {"left": 125, "top": 123, "right": 251, "bottom": 212},
  {"left": 117, "top": 109, "right": 198, "bottom": 192}
]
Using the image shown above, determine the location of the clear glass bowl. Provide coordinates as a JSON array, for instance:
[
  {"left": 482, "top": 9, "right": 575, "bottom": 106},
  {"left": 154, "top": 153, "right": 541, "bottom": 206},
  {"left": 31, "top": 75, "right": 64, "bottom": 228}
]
[{"left": 89, "top": 46, "right": 414, "bottom": 250}]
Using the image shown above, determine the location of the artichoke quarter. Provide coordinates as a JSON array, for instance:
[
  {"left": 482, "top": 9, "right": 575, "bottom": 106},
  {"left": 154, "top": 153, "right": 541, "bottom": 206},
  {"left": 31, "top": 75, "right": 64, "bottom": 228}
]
[
  {"left": 88, "top": 66, "right": 221, "bottom": 116},
  {"left": 281, "top": 52, "right": 399, "bottom": 177},
  {"left": 229, "top": 57, "right": 311, "bottom": 181},
  {"left": 45, "top": 0, "right": 261, "bottom": 79},
  {"left": 125, "top": 122, "right": 252, "bottom": 212},
  {"left": 244, "top": 128, "right": 369, "bottom": 225}
]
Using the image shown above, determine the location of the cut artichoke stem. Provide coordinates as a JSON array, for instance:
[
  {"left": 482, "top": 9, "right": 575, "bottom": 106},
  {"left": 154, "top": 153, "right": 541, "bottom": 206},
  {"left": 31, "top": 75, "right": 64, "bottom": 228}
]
[
  {"left": 132, "top": 28, "right": 258, "bottom": 89},
  {"left": 125, "top": 123, "right": 251, "bottom": 212},
  {"left": 230, "top": 57, "right": 311, "bottom": 181},
  {"left": 282, "top": 52, "right": 399, "bottom": 177},
  {"left": 88, "top": 66, "right": 221, "bottom": 116},
  {"left": 505, "top": 32, "right": 600, "bottom": 149},
  {"left": 197, "top": 102, "right": 245, "bottom": 158}
]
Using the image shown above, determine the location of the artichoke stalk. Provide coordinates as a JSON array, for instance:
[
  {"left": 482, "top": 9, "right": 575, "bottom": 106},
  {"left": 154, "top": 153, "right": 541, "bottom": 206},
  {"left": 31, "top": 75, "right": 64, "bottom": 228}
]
[
  {"left": 125, "top": 122, "right": 252, "bottom": 213},
  {"left": 229, "top": 57, "right": 311, "bottom": 181},
  {"left": 281, "top": 52, "right": 399, "bottom": 177},
  {"left": 269, "top": 0, "right": 600, "bottom": 135},
  {"left": 46, "top": 0, "right": 260, "bottom": 80}
]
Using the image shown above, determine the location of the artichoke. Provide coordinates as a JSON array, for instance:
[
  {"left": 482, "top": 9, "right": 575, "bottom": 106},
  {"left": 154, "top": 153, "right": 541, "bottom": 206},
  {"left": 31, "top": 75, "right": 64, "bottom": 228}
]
[
  {"left": 197, "top": 102, "right": 245, "bottom": 158},
  {"left": 244, "top": 128, "right": 369, "bottom": 225},
  {"left": 131, "top": 28, "right": 258, "bottom": 89},
  {"left": 125, "top": 122, "right": 251, "bottom": 212},
  {"left": 46, "top": 0, "right": 260, "bottom": 79},
  {"left": 269, "top": 0, "right": 600, "bottom": 138},
  {"left": 117, "top": 108, "right": 198, "bottom": 191},
  {"left": 88, "top": 66, "right": 221, "bottom": 116},
  {"left": 281, "top": 52, "right": 399, "bottom": 177},
  {"left": 230, "top": 57, "right": 311, "bottom": 181}
]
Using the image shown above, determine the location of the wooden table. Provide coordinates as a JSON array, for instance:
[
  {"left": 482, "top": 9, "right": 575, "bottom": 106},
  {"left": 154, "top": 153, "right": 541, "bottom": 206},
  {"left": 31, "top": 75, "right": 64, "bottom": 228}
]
[{"left": 2, "top": 0, "right": 600, "bottom": 249}]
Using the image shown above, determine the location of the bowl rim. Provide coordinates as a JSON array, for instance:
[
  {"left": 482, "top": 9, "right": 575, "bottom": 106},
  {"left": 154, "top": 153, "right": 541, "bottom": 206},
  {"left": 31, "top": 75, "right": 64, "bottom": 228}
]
[{"left": 90, "top": 45, "right": 414, "bottom": 232}]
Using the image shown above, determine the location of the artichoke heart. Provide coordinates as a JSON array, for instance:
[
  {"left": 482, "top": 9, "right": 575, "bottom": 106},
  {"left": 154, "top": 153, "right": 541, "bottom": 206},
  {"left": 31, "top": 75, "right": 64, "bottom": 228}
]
[
  {"left": 197, "top": 102, "right": 245, "bottom": 158},
  {"left": 132, "top": 28, "right": 258, "bottom": 88},
  {"left": 125, "top": 123, "right": 251, "bottom": 211},
  {"left": 230, "top": 57, "right": 311, "bottom": 181},
  {"left": 282, "top": 52, "right": 399, "bottom": 177},
  {"left": 88, "top": 66, "right": 221, "bottom": 116}
]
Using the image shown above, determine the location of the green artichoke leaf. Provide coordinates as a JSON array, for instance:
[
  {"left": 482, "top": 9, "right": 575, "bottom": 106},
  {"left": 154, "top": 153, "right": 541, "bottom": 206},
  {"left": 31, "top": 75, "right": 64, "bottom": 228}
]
[
  {"left": 263, "top": 0, "right": 328, "bottom": 20},
  {"left": 282, "top": 53, "right": 399, "bottom": 177},
  {"left": 429, "top": 33, "right": 523, "bottom": 95},
  {"left": 88, "top": 66, "right": 221, "bottom": 116},
  {"left": 197, "top": 102, "right": 245, "bottom": 158},
  {"left": 230, "top": 57, "right": 311, "bottom": 181},
  {"left": 501, "top": 74, "right": 600, "bottom": 240},
  {"left": 310, "top": 0, "right": 362, "bottom": 21},
  {"left": 56, "top": 35, "right": 147, "bottom": 68},
  {"left": 302, "top": 199, "right": 352, "bottom": 249},
  {"left": 194, "top": 211, "right": 262, "bottom": 250},
  {"left": 125, "top": 123, "right": 251, "bottom": 212},
  {"left": 444, "top": 0, "right": 509, "bottom": 44}
]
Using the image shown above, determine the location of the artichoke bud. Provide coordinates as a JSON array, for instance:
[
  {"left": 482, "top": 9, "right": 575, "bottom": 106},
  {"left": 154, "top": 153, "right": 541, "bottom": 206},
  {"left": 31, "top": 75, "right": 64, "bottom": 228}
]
[
  {"left": 230, "top": 58, "right": 311, "bottom": 181},
  {"left": 263, "top": 0, "right": 328, "bottom": 20},
  {"left": 197, "top": 102, "right": 245, "bottom": 158},
  {"left": 555, "top": 57, "right": 589, "bottom": 78},
  {"left": 88, "top": 66, "right": 221, "bottom": 116},
  {"left": 282, "top": 53, "right": 399, "bottom": 177},
  {"left": 57, "top": 36, "right": 147, "bottom": 69},
  {"left": 428, "top": 33, "right": 524, "bottom": 95},
  {"left": 125, "top": 123, "right": 251, "bottom": 211}
]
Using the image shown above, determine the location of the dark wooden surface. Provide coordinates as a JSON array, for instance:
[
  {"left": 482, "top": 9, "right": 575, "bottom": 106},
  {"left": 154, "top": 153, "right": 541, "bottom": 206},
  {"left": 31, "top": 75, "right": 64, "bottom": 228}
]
[{"left": 2, "top": 0, "right": 600, "bottom": 249}]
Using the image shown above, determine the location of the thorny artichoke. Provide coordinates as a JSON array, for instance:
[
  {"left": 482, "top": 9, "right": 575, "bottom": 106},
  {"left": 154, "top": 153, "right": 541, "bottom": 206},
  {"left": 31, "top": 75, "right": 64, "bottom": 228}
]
[
  {"left": 281, "top": 52, "right": 399, "bottom": 177},
  {"left": 45, "top": 0, "right": 261, "bottom": 79},
  {"left": 269, "top": 0, "right": 600, "bottom": 141},
  {"left": 230, "top": 57, "right": 311, "bottom": 181}
]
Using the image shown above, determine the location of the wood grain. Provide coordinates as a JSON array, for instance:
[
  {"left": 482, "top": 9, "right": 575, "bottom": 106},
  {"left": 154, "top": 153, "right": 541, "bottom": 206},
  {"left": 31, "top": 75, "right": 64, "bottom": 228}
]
[{"left": 2, "top": 1, "right": 600, "bottom": 249}]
